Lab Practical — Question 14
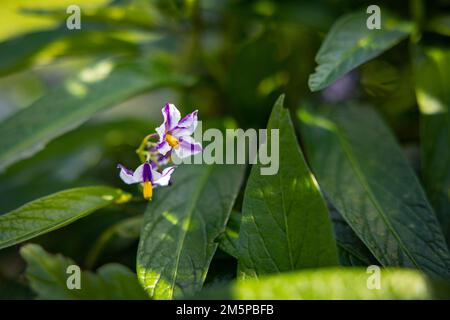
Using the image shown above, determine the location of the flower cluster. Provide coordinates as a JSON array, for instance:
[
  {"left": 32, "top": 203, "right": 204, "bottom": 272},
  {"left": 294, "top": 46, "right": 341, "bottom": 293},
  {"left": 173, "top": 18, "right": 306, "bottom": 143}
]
[{"left": 117, "top": 103, "right": 202, "bottom": 200}]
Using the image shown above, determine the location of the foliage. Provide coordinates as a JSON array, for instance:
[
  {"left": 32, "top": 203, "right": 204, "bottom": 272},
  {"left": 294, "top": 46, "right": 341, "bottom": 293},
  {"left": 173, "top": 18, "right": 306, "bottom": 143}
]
[{"left": 0, "top": 0, "right": 449, "bottom": 300}]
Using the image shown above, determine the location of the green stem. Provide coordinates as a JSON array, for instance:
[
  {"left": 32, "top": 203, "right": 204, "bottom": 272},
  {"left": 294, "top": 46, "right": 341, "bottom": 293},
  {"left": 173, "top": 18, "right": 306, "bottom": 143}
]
[{"left": 136, "top": 133, "right": 157, "bottom": 163}]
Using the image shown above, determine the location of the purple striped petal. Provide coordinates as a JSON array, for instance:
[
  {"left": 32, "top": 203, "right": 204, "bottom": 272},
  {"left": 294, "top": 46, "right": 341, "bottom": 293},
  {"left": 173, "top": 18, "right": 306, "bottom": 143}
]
[
  {"left": 153, "top": 166, "right": 176, "bottom": 187},
  {"left": 156, "top": 151, "right": 171, "bottom": 166},
  {"left": 117, "top": 164, "right": 139, "bottom": 184},
  {"left": 132, "top": 162, "right": 153, "bottom": 183},
  {"left": 171, "top": 110, "right": 198, "bottom": 138},
  {"left": 174, "top": 136, "right": 202, "bottom": 159},
  {"left": 156, "top": 140, "right": 171, "bottom": 155},
  {"left": 177, "top": 110, "right": 198, "bottom": 128},
  {"left": 162, "top": 103, "right": 181, "bottom": 131},
  {"left": 155, "top": 123, "right": 166, "bottom": 143},
  {"left": 142, "top": 162, "right": 153, "bottom": 182}
]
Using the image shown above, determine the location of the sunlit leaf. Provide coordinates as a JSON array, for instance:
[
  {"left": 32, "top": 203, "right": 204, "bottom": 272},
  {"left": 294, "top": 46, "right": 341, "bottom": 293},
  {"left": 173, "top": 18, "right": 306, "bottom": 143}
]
[
  {"left": 298, "top": 104, "right": 450, "bottom": 278},
  {"left": 137, "top": 164, "right": 245, "bottom": 299},
  {"left": 197, "top": 267, "right": 450, "bottom": 299},
  {"left": 308, "top": 11, "right": 411, "bottom": 92},
  {"left": 0, "top": 0, "right": 108, "bottom": 40},
  {"left": 0, "top": 186, "right": 131, "bottom": 250},
  {"left": 21, "top": 243, "right": 147, "bottom": 299},
  {"left": 413, "top": 46, "right": 450, "bottom": 247},
  {"left": 238, "top": 96, "right": 338, "bottom": 279}
]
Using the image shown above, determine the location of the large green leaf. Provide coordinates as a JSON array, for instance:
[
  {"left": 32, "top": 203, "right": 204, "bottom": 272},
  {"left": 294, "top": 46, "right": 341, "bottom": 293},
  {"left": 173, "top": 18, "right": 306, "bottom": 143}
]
[
  {"left": 196, "top": 267, "right": 450, "bottom": 300},
  {"left": 329, "top": 204, "right": 379, "bottom": 266},
  {"left": 298, "top": 105, "right": 450, "bottom": 278},
  {"left": 308, "top": 11, "right": 411, "bottom": 92},
  {"left": 0, "top": 58, "right": 193, "bottom": 172},
  {"left": 0, "top": 186, "right": 131, "bottom": 250},
  {"left": 0, "top": 27, "right": 140, "bottom": 77},
  {"left": 137, "top": 164, "right": 245, "bottom": 299},
  {"left": 238, "top": 96, "right": 338, "bottom": 279},
  {"left": 414, "top": 47, "right": 450, "bottom": 247},
  {"left": 21, "top": 244, "right": 147, "bottom": 299},
  {"left": 0, "top": 28, "right": 64, "bottom": 76}
]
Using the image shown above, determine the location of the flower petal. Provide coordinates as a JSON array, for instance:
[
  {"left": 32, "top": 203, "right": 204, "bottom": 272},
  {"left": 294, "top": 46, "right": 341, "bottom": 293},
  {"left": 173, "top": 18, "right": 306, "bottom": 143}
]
[
  {"left": 162, "top": 103, "right": 181, "bottom": 131},
  {"left": 153, "top": 166, "right": 176, "bottom": 187},
  {"left": 156, "top": 140, "right": 171, "bottom": 155},
  {"left": 142, "top": 162, "right": 153, "bottom": 181},
  {"left": 171, "top": 110, "right": 198, "bottom": 137},
  {"left": 156, "top": 151, "right": 171, "bottom": 166},
  {"left": 155, "top": 123, "right": 166, "bottom": 143},
  {"left": 117, "top": 164, "right": 138, "bottom": 184},
  {"left": 132, "top": 163, "right": 146, "bottom": 183},
  {"left": 179, "top": 110, "right": 198, "bottom": 128},
  {"left": 174, "top": 136, "right": 202, "bottom": 159}
]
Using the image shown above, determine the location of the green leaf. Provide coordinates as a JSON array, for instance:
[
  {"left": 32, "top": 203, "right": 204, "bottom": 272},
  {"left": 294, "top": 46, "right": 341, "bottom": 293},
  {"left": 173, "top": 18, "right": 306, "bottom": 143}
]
[
  {"left": 20, "top": 244, "right": 147, "bottom": 299},
  {"left": 218, "top": 211, "right": 241, "bottom": 259},
  {"left": 0, "top": 0, "right": 107, "bottom": 41},
  {"left": 0, "top": 186, "right": 131, "bottom": 250},
  {"left": 413, "top": 46, "right": 450, "bottom": 247},
  {"left": 137, "top": 164, "right": 245, "bottom": 299},
  {"left": 0, "top": 119, "right": 151, "bottom": 212},
  {"left": 329, "top": 204, "right": 379, "bottom": 266},
  {"left": 0, "top": 58, "right": 193, "bottom": 172},
  {"left": 196, "top": 267, "right": 450, "bottom": 300},
  {"left": 427, "top": 15, "right": 450, "bottom": 37},
  {"left": 298, "top": 104, "right": 450, "bottom": 278},
  {"left": 308, "top": 11, "right": 411, "bottom": 92},
  {"left": 0, "top": 28, "right": 64, "bottom": 76},
  {"left": 238, "top": 95, "right": 338, "bottom": 279}
]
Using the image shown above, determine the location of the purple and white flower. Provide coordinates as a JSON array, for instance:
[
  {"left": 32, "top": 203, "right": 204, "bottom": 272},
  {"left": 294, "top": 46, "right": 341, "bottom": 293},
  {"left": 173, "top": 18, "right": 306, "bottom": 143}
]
[
  {"left": 155, "top": 103, "right": 202, "bottom": 159},
  {"left": 117, "top": 162, "right": 175, "bottom": 200}
]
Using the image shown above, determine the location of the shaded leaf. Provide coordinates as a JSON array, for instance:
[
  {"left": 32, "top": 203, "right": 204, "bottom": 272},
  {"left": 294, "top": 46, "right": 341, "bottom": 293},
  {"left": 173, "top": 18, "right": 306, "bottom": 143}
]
[
  {"left": 218, "top": 211, "right": 241, "bottom": 259},
  {"left": 0, "top": 28, "right": 63, "bottom": 76},
  {"left": 329, "top": 203, "right": 379, "bottom": 266},
  {"left": 137, "top": 164, "right": 245, "bottom": 299},
  {"left": 0, "top": 58, "right": 193, "bottom": 172},
  {"left": 0, "top": 186, "right": 131, "bottom": 250},
  {"left": 21, "top": 244, "right": 147, "bottom": 299},
  {"left": 238, "top": 95, "right": 338, "bottom": 279},
  {"left": 413, "top": 46, "right": 450, "bottom": 247},
  {"left": 309, "top": 11, "right": 411, "bottom": 92},
  {"left": 298, "top": 104, "right": 450, "bottom": 278}
]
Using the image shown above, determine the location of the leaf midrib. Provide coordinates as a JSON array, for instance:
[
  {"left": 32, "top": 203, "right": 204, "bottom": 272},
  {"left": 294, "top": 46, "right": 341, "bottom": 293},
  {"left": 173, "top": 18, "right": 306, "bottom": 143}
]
[
  {"left": 333, "top": 126, "right": 422, "bottom": 270},
  {"left": 168, "top": 165, "right": 214, "bottom": 298}
]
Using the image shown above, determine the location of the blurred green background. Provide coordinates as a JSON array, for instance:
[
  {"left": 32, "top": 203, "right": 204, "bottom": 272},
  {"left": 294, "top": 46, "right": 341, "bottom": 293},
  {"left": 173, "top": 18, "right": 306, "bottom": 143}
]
[{"left": 0, "top": 0, "right": 449, "bottom": 299}]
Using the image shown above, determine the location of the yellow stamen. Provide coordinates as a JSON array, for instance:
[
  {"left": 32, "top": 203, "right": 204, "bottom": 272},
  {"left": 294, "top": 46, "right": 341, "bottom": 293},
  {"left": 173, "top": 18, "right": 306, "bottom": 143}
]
[
  {"left": 166, "top": 133, "right": 179, "bottom": 148},
  {"left": 143, "top": 180, "right": 153, "bottom": 200}
]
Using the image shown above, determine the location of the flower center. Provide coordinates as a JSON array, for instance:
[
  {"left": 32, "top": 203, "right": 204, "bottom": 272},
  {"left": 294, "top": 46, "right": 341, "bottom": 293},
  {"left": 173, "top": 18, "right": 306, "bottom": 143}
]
[
  {"left": 143, "top": 180, "right": 153, "bottom": 200},
  {"left": 166, "top": 133, "right": 179, "bottom": 148}
]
